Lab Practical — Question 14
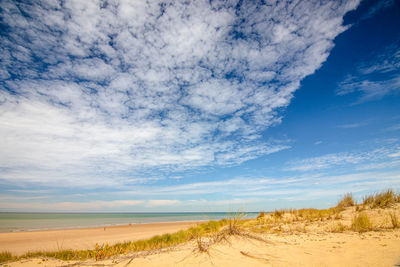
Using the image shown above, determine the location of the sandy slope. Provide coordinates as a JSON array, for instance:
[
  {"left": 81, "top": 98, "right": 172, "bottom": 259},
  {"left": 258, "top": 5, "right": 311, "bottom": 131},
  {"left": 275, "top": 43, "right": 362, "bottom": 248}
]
[
  {"left": 0, "top": 221, "right": 200, "bottom": 255},
  {"left": 7, "top": 230, "right": 400, "bottom": 266}
]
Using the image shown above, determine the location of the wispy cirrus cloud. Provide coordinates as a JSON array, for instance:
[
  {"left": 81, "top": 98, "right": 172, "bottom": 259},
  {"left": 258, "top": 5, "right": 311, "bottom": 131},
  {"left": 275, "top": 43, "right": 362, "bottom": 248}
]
[
  {"left": 286, "top": 146, "right": 400, "bottom": 172},
  {"left": 337, "top": 123, "right": 364, "bottom": 129},
  {"left": 337, "top": 42, "right": 400, "bottom": 103},
  {"left": 0, "top": 0, "right": 359, "bottom": 187}
]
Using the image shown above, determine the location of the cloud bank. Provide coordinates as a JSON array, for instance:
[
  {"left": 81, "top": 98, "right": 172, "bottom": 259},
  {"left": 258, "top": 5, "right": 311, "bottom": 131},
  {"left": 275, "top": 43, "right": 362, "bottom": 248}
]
[{"left": 0, "top": 0, "right": 359, "bottom": 187}]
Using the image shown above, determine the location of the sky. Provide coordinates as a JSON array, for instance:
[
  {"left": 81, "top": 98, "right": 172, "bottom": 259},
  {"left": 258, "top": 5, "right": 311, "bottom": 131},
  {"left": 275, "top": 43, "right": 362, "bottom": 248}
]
[{"left": 0, "top": 0, "right": 399, "bottom": 212}]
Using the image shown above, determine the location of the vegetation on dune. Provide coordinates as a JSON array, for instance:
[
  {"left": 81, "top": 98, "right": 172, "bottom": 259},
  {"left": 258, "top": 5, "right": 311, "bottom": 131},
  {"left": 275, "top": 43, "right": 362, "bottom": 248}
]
[
  {"left": 363, "top": 189, "right": 399, "bottom": 208},
  {"left": 351, "top": 213, "right": 374, "bottom": 233},
  {"left": 1, "top": 189, "right": 400, "bottom": 264},
  {"left": 389, "top": 212, "right": 399, "bottom": 229},
  {"left": 330, "top": 222, "right": 347, "bottom": 233},
  {"left": 0, "top": 252, "right": 14, "bottom": 263},
  {"left": 336, "top": 193, "right": 355, "bottom": 210}
]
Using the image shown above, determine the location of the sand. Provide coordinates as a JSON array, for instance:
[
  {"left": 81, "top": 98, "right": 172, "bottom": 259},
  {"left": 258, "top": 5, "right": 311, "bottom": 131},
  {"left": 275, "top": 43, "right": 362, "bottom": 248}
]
[{"left": 0, "top": 221, "right": 200, "bottom": 255}]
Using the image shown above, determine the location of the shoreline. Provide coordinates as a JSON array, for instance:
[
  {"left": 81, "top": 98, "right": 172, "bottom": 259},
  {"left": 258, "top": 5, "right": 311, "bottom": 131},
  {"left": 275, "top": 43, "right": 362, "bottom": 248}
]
[
  {"left": 1, "top": 219, "right": 209, "bottom": 234},
  {"left": 0, "top": 220, "right": 203, "bottom": 255}
]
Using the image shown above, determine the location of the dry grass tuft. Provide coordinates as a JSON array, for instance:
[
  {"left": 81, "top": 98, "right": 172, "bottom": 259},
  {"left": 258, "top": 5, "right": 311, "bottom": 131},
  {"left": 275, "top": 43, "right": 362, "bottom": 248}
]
[
  {"left": 337, "top": 193, "right": 355, "bottom": 209},
  {"left": 362, "top": 189, "right": 399, "bottom": 208},
  {"left": 0, "top": 252, "right": 14, "bottom": 263},
  {"left": 272, "top": 210, "right": 284, "bottom": 220},
  {"left": 389, "top": 212, "right": 399, "bottom": 229},
  {"left": 330, "top": 222, "right": 347, "bottom": 233},
  {"left": 257, "top": 211, "right": 266, "bottom": 219},
  {"left": 351, "top": 213, "right": 374, "bottom": 233}
]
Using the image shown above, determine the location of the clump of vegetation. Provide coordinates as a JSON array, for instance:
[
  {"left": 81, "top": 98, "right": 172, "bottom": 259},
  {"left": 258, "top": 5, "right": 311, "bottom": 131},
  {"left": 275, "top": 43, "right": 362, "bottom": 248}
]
[
  {"left": 389, "top": 212, "right": 399, "bottom": 229},
  {"left": 257, "top": 211, "right": 266, "bottom": 219},
  {"left": 373, "top": 190, "right": 396, "bottom": 208},
  {"left": 351, "top": 213, "right": 374, "bottom": 233},
  {"left": 330, "top": 222, "right": 347, "bottom": 233},
  {"left": 293, "top": 207, "right": 338, "bottom": 222},
  {"left": 0, "top": 252, "right": 14, "bottom": 263},
  {"left": 362, "top": 195, "right": 375, "bottom": 206},
  {"left": 336, "top": 193, "right": 355, "bottom": 210},
  {"left": 272, "top": 210, "right": 284, "bottom": 219},
  {"left": 362, "top": 189, "right": 399, "bottom": 208},
  {"left": 225, "top": 212, "right": 246, "bottom": 235}
]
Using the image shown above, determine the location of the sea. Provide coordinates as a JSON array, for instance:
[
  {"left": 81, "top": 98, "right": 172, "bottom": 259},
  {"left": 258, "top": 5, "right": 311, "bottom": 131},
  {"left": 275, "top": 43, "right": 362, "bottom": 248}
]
[{"left": 0, "top": 212, "right": 259, "bottom": 233}]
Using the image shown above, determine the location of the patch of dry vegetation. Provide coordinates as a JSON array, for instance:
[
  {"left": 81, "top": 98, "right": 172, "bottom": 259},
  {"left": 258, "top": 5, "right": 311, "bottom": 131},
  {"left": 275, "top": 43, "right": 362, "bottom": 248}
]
[
  {"left": 330, "top": 222, "right": 347, "bottom": 233},
  {"left": 389, "top": 212, "right": 399, "bottom": 229},
  {"left": 363, "top": 189, "right": 400, "bottom": 208},
  {"left": 336, "top": 193, "right": 355, "bottom": 210},
  {"left": 351, "top": 213, "right": 374, "bottom": 233},
  {"left": 0, "top": 252, "right": 14, "bottom": 263}
]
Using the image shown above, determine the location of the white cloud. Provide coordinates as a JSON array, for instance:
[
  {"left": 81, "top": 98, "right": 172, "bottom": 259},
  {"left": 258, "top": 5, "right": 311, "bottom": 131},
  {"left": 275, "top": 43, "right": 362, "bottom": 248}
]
[{"left": 0, "top": 0, "right": 359, "bottom": 187}]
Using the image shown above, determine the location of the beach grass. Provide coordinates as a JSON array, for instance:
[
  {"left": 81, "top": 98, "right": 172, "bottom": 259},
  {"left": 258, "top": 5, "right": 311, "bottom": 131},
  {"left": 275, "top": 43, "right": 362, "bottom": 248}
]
[
  {"left": 351, "top": 213, "right": 374, "bottom": 233},
  {"left": 336, "top": 193, "right": 355, "bottom": 209},
  {"left": 363, "top": 189, "right": 399, "bottom": 208},
  {"left": 389, "top": 212, "right": 399, "bottom": 229},
  {"left": 0, "top": 252, "right": 15, "bottom": 263}
]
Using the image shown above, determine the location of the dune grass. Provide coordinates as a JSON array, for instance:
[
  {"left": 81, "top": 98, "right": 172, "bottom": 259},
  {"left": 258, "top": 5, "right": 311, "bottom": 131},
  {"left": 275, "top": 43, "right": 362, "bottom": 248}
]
[
  {"left": 0, "top": 252, "right": 15, "bottom": 263},
  {"left": 389, "top": 212, "right": 399, "bottom": 229},
  {"left": 363, "top": 189, "right": 400, "bottom": 208},
  {"left": 351, "top": 213, "right": 374, "bottom": 233},
  {"left": 336, "top": 193, "right": 355, "bottom": 210},
  {"left": 330, "top": 222, "right": 347, "bottom": 233}
]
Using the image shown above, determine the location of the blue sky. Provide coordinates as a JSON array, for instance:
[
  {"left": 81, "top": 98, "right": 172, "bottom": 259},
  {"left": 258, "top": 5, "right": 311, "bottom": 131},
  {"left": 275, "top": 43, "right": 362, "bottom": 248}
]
[{"left": 0, "top": 0, "right": 399, "bottom": 212}]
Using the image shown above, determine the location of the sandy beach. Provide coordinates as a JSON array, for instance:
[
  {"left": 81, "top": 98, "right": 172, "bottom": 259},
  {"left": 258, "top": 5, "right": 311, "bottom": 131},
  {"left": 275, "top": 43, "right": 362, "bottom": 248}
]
[
  {"left": 0, "top": 221, "right": 200, "bottom": 256},
  {"left": 2, "top": 197, "right": 400, "bottom": 266}
]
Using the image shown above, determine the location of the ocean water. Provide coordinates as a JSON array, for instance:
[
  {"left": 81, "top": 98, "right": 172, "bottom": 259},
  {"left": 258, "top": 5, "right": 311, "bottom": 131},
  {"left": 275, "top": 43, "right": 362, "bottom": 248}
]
[{"left": 0, "top": 212, "right": 258, "bottom": 232}]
